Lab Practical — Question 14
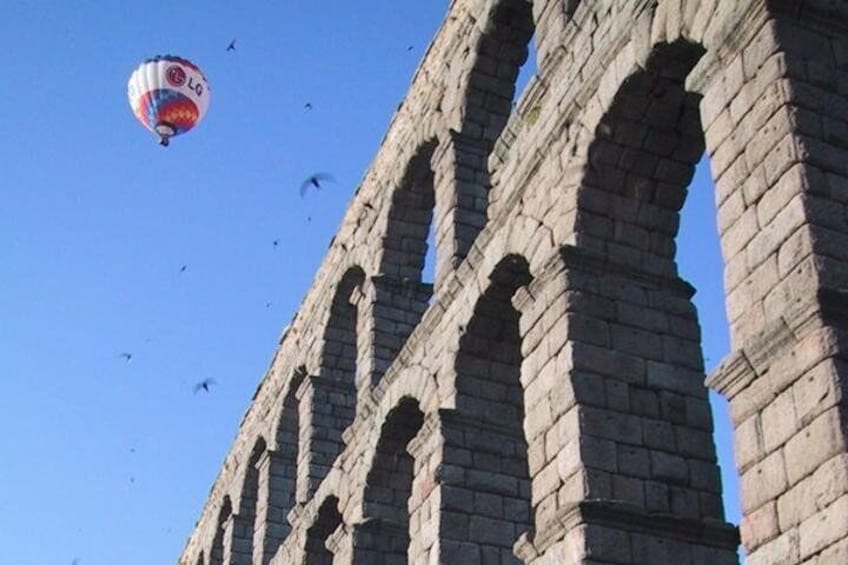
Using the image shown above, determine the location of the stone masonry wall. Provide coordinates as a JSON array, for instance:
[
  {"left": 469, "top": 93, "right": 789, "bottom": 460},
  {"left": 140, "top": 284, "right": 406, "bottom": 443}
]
[{"left": 180, "top": 1, "right": 848, "bottom": 564}]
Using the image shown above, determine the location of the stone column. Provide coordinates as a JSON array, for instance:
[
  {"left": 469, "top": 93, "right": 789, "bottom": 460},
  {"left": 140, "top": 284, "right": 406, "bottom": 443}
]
[
  {"left": 325, "top": 518, "right": 409, "bottom": 564},
  {"left": 431, "top": 130, "right": 493, "bottom": 293},
  {"left": 253, "top": 450, "right": 294, "bottom": 565},
  {"left": 695, "top": 2, "right": 848, "bottom": 563},
  {"left": 296, "top": 375, "right": 354, "bottom": 503},
  {"left": 355, "top": 275, "right": 432, "bottom": 399},
  {"left": 406, "top": 412, "right": 442, "bottom": 565},
  {"left": 515, "top": 246, "right": 738, "bottom": 564},
  {"left": 407, "top": 408, "right": 534, "bottom": 563},
  {"left": 221, "top": 513, "right": 252, "bottom": 565},
  {"left": 531, "top": 0, "right": 579, "bottom": 71}
]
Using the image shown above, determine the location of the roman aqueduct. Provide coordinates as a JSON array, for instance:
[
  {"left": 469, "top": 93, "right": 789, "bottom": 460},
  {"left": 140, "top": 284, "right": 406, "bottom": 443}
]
[{"left": 180, "top": 1, "right": 848, "bottom": 563}]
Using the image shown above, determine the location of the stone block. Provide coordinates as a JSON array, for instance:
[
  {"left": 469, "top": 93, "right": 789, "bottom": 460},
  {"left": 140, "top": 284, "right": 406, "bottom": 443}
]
[
  {"left": 643, "top": 418, "right": 676, "bottom": 451},
  {"left": 469, "top": 515, "right": 516, "bottom": 547},
  {"left": 799, "top": 493, "right": 848, "bottom": 560},
  {"left": 645, "top": 480, "right": 670, "bottom": 513},
  {"left": 631, "top": 532, "right": 690, "bottom": 565},
  {"left": 784, "top": 408, "right": 848, "bottom": 486},
  {"left": 761, "top": 387, "right": 798, "bottom": 453},
  {"left": 583, "top": 525, "right": 632, "bottom": 564},
  {"left": 612, "top": 474, "right": 645, "bottom": 507},
  {"left": 651, "top": 450, "right": 689, "bottom": 485},
  {"left": 746, "top": 528, "right": 799, "bottom": 565},
  {"left": 777, "top": 453, "right": 848, "bottom": 532},
  {"left": 792, "top": 359, "right": 843, "bottom": 427},
  {"left": 740, "top": 500, "right": 780, "bottom": 549},
  {"left": 580, "top": 433, "right": 618, "bottom": 473},
  {"left": 740, "top": 449, "right": 788, "bottom": 514},
  {"left": 617, "top": 444, "right": 650, "bottom": 478}
]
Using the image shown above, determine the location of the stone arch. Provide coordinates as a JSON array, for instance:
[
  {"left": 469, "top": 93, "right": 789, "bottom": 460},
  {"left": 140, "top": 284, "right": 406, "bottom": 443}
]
[
  {"left": 435, "top": 0, "right": 535, "bottom": 281},
  {"left": 227, "top": 436, "right": 267, "bottom": 565},
  {"left": 209, "top": 495, "right": 232, "bottom": 565},
  {"left": 298, "top": 269, "right": 365, "bottom": 503},
  {"left": 456, "top": 254, "right": 532, "bottom": 422},
  {"left": 361, "top": 141, "right": 441, "bottom": 392},
  {"left": 254, "top": 367, "right": 306, "bottom": 562},
  {"left": 577, "top": 38, "right": 707, "bottom": 276},
  {"left": 443, "top": 254, "right": 534, "bottom": 559},
  {"left": 357, "top": 397, "right": 425, "bottom": 562},
  {"left": 305, "top": 495, "right": 342, "bottom": 565},
  {"left": 526, "top": 36, "right": 736, "bottom": 556},
  {"left": 380, "top": 139, "right": 439, "bottom": 283},
  {"left": 320, "top": 266, "right": 366, "bottom": 387},
  {"left": 460, "top": 0, "right": 535, "bottom": 138}
]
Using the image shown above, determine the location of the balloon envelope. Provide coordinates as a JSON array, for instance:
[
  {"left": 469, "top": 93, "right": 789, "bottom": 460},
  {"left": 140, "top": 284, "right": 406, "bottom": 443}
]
[{"left": 127, "top": 55, "right": 210, "bottom": 145}]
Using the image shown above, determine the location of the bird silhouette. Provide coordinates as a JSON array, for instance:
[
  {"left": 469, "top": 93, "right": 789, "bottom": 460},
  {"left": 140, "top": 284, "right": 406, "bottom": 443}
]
[
  {"left": 119, "top": 352, "right": 132, "bottom": 363},
  {"left": 272, "top": 239, "right": 279, "bottom": 248},
  {"left": 226, "top": 39, "right": 236, "bottom": 51},
  {"left": 407, "top": 45, "right": 414, "bottom": 51},
  {"left": 179, "top": 264, "right": 187, "bottom": 274},
  {"left": 300, "top": 173, "right": 334, "bottom": 197},
  {"left": 304, "top": 102, "right": 313, "bottom": 110},
  {"left": 193, "top": 378, "right": 216, "bottom": 393}
]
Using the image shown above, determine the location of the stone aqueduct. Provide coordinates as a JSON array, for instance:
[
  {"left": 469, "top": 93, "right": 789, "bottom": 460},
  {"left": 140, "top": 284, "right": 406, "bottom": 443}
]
[{"left": 179, "top": 1, "right": 848, "bottom": 563}]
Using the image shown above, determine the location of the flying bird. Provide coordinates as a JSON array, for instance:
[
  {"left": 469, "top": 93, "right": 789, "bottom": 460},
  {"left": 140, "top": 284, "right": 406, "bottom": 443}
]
[
  {"left": 119, "top": 352, "right": 132, "bottom": 363},
  {"left": 407, "top": 45, "right": 414, "bottom": 51},
  {"left": 193, "top": 378, "right": 216, "bottom": 393},
  {"left": 226, "top": 39, "right": 236, "bottom": 51},
  {"left": 304, "top": 102, "right": 313, "bottom": 110},
  {"left": 272, "top": 239, "right": 279, "bottom": 248},
  {"left": 300, "top": 173, "right": 334, "bottom": 197}
]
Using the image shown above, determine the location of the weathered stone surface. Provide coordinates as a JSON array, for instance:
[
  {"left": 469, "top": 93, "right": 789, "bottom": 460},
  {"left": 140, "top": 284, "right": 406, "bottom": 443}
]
[{"left": 179, "top": 1, "right": 848, "bottom": 564}]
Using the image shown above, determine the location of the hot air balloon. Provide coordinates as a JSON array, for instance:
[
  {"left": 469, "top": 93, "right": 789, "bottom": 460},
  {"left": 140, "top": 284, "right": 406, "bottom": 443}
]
[{"left": 127, "top": 55, "right": 210, "bottom": 146}]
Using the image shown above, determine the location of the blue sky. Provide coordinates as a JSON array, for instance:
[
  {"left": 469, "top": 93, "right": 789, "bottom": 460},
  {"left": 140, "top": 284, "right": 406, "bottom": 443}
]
[{"left": 1, "top": 2, "right": 738, "bottom": 564}]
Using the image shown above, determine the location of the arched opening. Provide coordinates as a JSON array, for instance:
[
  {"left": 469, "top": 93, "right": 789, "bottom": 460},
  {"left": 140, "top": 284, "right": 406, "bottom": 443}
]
[
  {"left": 451, "top": 254, "right": 533, "bottom": 556},
  {"left": 383, "top": 140, "right": 438, "bottom": 284},
  {"left": 209, "top": 496, "right": 232, "bottom": 565},
  {"left": 305, "top": 496, "right": 342, "bottom": 565},
  {"left": 374, "top": 162, "right": 440, "bottom": 386},
  {"left": 360, "top": 398, "right": 425, "bottom": 562},
  {"left": 321, "top": 268, "right": 365, "bottom": 386},
  {"left": 578, "top": 40, "right": 707, "bottom": 272},
  {"left": 570, "top": 38, "right": 732, "bottom": 527},
  {"left": 259, "top": 367, "right": 305, "bottom": 560},
  {"left": 467, "top": 0, "right": 535, "bottom": 144},
  {"left": 300, "top": 270, "right": 364, "bottom": 501},
  {"left": 231, "top": 437, "right": 266, "bottom": 565},
  {"left": 677, "top": 154, "right": 740, "bottom": 532},
  {"left": 440, "top": 0, "right": 535, "bottom": 272}
]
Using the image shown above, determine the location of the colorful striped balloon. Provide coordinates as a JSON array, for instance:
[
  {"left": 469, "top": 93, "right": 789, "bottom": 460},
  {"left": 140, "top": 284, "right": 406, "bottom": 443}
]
[{"left": 127, "top": 55, "right": 210, "bottom": 146}]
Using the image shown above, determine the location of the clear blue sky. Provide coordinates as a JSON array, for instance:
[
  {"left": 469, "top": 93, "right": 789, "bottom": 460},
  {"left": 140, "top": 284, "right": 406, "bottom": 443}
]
[{"left": 1, "top": 2, "right": 738, "bottom": 564}]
